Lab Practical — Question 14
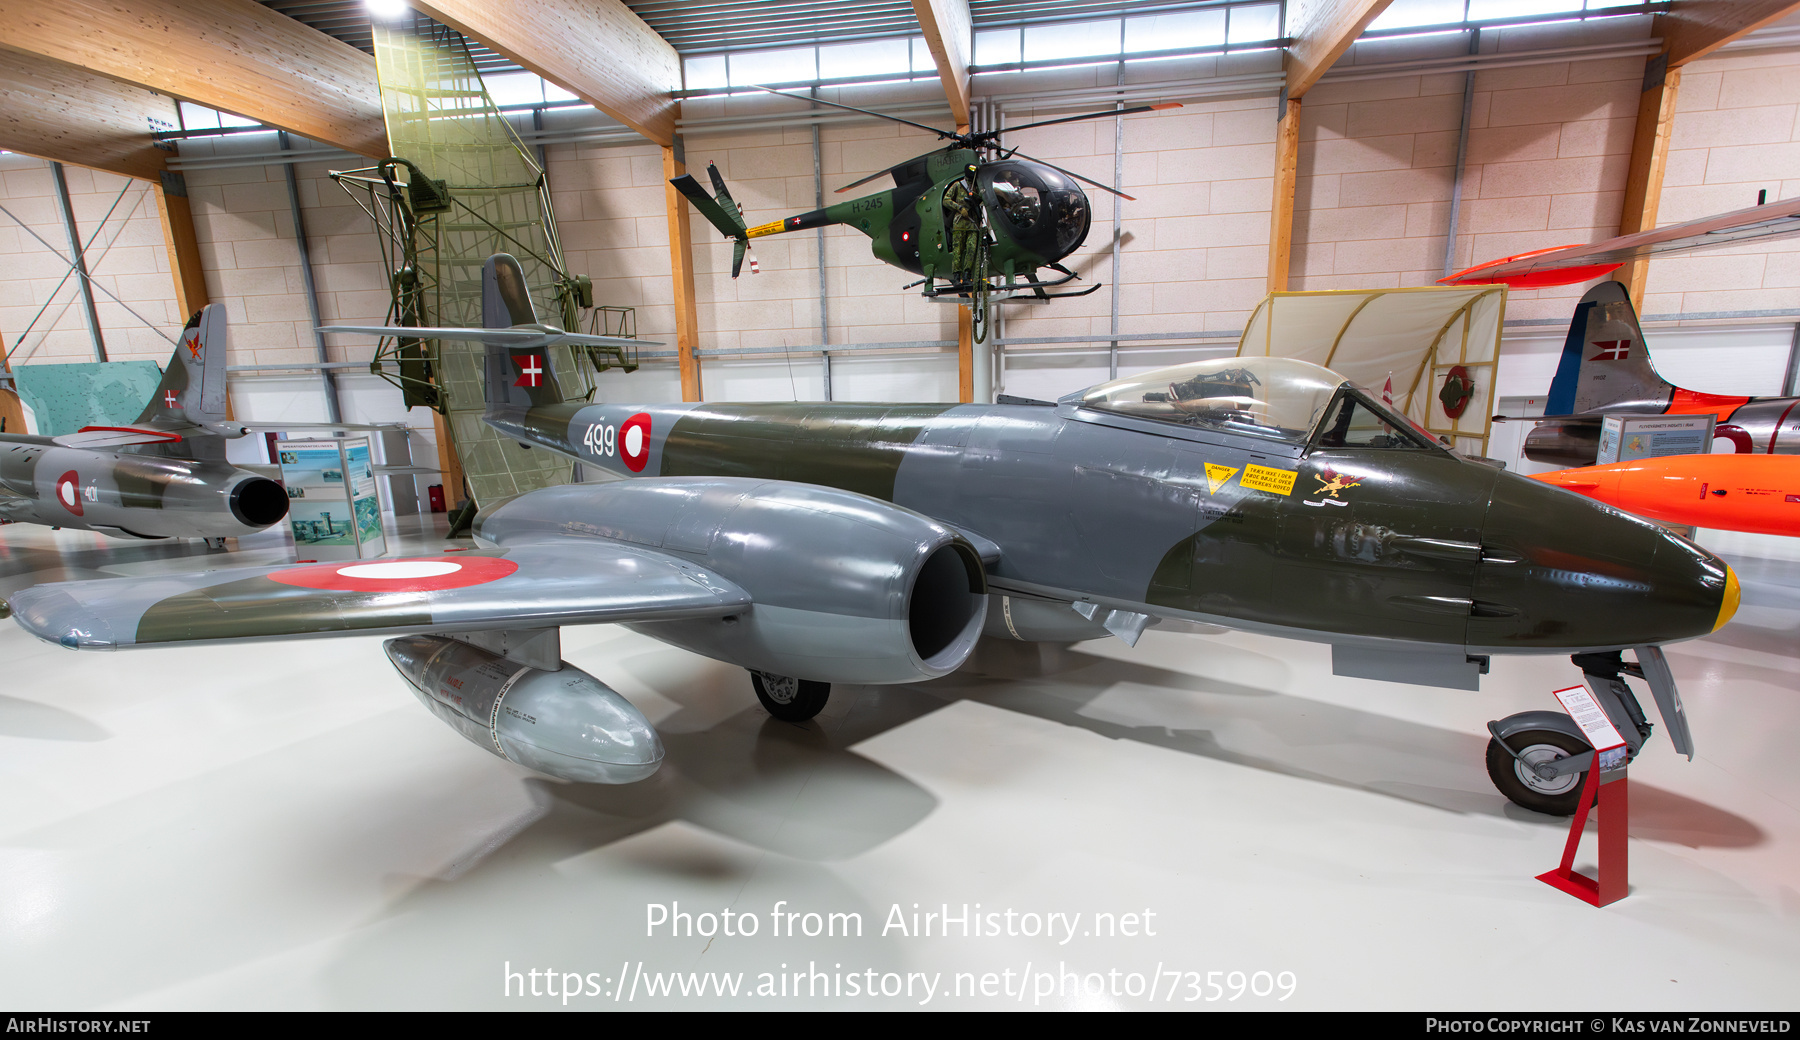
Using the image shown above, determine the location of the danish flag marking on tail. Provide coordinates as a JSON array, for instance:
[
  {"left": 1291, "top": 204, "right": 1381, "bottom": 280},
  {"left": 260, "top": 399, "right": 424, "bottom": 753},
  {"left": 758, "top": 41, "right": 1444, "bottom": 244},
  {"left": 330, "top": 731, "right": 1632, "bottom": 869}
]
[
  {"left": 513, "top": 353, "right": 544, "bottom": 388},
  {"left": 1588, "top": 339, "right": 1632, "bottom": 361},
  {"left": 164, "top": 390, "right": 178, "bottom": 408}
]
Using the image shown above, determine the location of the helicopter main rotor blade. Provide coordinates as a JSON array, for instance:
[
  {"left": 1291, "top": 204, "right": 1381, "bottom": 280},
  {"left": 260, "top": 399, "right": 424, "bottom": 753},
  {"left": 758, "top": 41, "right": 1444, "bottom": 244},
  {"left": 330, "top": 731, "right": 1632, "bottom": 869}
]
[
  {"left": 991, "top": 102, "right": 1182, "bottom": 138},
  {"left": 1005, "top": 150, "right": 1138, "bottom": 202},
  {"left": 832, "top": 151, "right": 954, "bottom": 195},
  {"left": 744, "top": 84, "right": 955, "bottom": 139},
  {"left": 834, "top": 165, "right": 906, "bottom": 195}
]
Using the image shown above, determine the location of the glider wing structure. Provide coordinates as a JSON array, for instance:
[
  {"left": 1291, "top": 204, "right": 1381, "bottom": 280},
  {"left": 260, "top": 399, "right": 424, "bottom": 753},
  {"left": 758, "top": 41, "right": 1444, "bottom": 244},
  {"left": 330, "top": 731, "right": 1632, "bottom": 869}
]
[{"left": 1440, "top": 196, "right": 1800, "bottom": 289}]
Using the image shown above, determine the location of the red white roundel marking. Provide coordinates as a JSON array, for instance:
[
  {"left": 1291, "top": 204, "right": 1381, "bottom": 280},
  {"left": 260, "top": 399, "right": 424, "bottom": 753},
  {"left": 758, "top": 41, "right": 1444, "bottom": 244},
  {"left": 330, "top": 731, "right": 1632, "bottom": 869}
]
[
  {"left": 56, "top": 470, "right": 83, "bottom": 516},
  {"left": 620, "top": 412, "right": 652, "bottom": 472},
  {"left": 267, "top": 555, "right": 518, "bottom": 592}
]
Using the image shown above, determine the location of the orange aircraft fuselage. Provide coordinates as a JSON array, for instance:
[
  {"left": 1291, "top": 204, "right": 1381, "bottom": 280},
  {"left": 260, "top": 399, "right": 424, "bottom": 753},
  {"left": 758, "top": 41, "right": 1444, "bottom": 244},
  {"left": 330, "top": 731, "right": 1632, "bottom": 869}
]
[{"left": 1533, "top": 453, "right": 1800, "bottom": 537}]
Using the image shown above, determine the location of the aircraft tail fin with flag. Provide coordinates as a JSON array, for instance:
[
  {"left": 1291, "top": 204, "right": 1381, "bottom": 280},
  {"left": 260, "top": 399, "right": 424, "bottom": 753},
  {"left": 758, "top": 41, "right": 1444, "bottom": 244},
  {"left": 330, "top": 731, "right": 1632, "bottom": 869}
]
[
  {"left": 480, "top": 253, "right": 566, "bottom": 412},
  {"left": 1544, "top": 280, "right": 1673, "bottom": 416},
  {"left": 136, "top": 305, "right": 229, "bottom": 425}
]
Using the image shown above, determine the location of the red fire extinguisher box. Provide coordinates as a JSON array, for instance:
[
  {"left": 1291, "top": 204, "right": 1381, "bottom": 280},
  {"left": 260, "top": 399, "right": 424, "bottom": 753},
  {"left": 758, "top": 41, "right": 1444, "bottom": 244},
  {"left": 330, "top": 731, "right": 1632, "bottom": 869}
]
[{"left": 427, "top": 485, "right": 446, "bottom": 512}]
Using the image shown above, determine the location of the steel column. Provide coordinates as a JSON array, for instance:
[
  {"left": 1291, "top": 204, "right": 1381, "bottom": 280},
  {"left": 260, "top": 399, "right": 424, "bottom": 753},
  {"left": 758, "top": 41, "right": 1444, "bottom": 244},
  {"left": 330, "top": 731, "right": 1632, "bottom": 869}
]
[
  {"left": 49, "top": 163, "right": 106, "bottom": 362},
  {"left": 812, "top": 87, "right": 831, "bottom": 400},
  {"left": 1442, "top": 28, "right": 1480, "bottom": 278},
  {"left": 280, "top": 132, "right": 343, "bottom": 424}
]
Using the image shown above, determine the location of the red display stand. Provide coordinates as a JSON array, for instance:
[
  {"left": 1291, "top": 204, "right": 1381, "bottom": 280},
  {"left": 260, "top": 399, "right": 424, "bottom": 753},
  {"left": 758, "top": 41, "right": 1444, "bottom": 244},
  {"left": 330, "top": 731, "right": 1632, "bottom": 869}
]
[{"left": 1537, "top": 765, "right": 1630, "bottom": 906}]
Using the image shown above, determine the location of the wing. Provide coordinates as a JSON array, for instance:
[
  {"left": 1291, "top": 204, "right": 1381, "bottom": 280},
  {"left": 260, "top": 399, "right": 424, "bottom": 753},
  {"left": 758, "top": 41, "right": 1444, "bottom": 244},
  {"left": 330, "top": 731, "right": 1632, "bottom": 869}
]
[
  {"left": 1440, "top": 195, "right": 1800, "bottom": 288},
  {"left": 317, "top": 325, "right": 650, "bottom": 350},
  {"left": 52, "top": 425, "right": 184, "bottom": 449},
  {"left": 9, "top": 540, "right": 750, "bottom": 650}
]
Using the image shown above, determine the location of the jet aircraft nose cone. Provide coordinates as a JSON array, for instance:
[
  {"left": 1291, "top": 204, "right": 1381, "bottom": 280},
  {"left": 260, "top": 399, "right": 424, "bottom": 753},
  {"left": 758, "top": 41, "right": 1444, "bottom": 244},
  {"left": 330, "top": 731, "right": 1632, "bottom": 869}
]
[
  {"left": 1470, "top": 472, "right": 1734, "bottom": 651},
  {"left": 1715, "top": 565, "right": 1741, "bottom": 632}
]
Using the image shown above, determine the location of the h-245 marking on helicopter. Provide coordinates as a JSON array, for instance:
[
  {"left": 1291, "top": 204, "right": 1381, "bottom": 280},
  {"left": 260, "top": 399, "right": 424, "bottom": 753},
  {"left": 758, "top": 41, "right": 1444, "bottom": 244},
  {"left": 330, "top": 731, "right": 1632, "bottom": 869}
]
[{"left": 7, "top": 255, "right": 1738, "bottom": 818}]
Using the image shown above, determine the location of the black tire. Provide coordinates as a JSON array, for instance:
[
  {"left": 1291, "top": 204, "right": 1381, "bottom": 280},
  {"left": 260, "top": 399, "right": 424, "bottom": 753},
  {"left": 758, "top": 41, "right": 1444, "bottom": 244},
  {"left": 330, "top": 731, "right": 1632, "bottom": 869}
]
[
  {"left": 751, "top": 671, "right": 830, "bottom": 722},
  {"left": 1486, "top": 728, "right": 1592, "bottom": 816}
]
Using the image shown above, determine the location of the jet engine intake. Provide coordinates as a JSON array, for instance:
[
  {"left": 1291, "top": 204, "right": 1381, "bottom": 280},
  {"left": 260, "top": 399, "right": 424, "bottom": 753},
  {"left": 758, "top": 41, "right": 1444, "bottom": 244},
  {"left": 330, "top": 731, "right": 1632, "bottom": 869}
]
[
  {"left": 482, "top": 479, "right": 989, "bottom": 684},
  {"left": 384, "top": 635, "right": 663, "bottom": 783}
]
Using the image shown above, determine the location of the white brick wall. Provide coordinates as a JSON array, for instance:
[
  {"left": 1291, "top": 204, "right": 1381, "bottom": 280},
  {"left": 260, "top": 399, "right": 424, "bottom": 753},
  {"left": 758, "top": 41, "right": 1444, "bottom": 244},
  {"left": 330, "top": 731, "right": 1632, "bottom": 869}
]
[
  {"left": 0, "top": 155, "right": 179, "bottom": 366},
  {"left": 1643, "top": 24, "right": 1800, "bottom": 319},
  {"left": 2, "top": 18, "right": 1798, "bottom": 412}
]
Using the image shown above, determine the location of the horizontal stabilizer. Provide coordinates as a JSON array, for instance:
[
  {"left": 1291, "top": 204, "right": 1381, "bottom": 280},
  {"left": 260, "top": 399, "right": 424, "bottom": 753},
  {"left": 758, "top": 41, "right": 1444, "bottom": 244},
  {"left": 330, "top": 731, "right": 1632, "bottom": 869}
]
[
  {"left": 10, "top": 541, "right": 752, "bottom": 650},
  {"left": 670, "top": 169, "right": 749, "bottom": 241},
  {"left": 318, "top": 324, "right": 652, "bottom": 350},
  {"left": 53, "top": 426, "right": 183, "bottom": 449}
]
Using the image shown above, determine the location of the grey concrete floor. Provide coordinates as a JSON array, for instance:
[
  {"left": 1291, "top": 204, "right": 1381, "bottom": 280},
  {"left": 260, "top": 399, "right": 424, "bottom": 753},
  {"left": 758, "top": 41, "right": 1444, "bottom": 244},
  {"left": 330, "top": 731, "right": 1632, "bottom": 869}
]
[{"left": 0, "top": 518, "right": 1796, "bottom": 1010}]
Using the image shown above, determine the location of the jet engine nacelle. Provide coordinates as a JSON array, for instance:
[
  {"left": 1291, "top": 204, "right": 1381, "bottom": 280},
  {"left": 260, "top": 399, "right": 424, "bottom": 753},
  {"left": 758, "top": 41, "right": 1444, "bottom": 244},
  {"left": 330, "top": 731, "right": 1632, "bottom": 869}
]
[
  {"left": 384, "top": 635, "right": 664, "bottom": 784},
  {"left": 480, "top": 478, "right": 989, "bottom": 684}
]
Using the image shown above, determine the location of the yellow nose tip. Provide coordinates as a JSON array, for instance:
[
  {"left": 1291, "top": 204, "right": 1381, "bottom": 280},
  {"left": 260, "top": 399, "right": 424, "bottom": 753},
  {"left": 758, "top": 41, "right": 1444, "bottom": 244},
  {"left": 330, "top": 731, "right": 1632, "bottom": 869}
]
[{"left": 1715, "top": 565, "right": 1741, "bottom": 631}]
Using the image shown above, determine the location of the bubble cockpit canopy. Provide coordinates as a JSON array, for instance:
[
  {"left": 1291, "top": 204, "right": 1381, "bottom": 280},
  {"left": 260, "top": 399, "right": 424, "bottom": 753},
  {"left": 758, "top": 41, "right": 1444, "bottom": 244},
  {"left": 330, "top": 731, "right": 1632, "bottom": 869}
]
[{"left": 1072, "top": 356, "right": 1352, "bottom": 446}]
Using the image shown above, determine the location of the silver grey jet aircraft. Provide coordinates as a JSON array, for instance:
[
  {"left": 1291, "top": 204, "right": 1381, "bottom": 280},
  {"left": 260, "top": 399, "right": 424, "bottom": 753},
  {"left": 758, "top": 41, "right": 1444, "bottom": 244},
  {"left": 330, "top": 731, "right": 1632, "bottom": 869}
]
[
  {"left": 6, "top": 256, "right": 1740, "bottom": 815},
  {"left": 0, "top": 306, "right": 288, "bottom": 546}
]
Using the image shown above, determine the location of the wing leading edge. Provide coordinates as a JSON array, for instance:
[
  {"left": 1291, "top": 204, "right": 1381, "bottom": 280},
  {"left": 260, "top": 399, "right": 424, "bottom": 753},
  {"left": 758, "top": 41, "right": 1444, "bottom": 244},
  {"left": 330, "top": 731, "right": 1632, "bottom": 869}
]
[{"left": 9, "top": 540, "right": 750, "bottom": 650}]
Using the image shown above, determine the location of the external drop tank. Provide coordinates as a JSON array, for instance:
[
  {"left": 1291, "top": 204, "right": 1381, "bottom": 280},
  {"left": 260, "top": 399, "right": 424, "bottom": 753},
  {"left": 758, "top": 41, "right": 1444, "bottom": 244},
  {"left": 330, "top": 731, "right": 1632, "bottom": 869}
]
[{"left": 383, "top": 635, "right": 663, "bottom": 783}]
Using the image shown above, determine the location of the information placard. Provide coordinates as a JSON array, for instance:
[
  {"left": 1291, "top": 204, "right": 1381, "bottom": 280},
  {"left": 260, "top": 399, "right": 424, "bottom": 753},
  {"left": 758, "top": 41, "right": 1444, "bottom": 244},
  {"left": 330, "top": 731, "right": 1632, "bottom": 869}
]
[
  {"left": 1550, "top": 684, "right": 1627, "bottom": 752},
  {"left": 277, "top": 437, "right": 386, "bottom": 561}
]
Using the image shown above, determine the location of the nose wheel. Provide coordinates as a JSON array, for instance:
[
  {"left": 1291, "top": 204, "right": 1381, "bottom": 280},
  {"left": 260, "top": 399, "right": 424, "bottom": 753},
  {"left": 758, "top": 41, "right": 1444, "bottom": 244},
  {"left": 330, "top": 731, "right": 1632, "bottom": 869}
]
[
  {"left": 750, "top": 670, "right": 830, "bottom": 722},
  {"left": 1486, "top": 727, "right": 1592, "bottom": 815}
]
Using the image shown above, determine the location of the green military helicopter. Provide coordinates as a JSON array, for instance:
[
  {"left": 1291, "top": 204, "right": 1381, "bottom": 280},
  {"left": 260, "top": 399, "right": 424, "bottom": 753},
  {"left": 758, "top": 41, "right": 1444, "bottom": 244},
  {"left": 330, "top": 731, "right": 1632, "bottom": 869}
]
[{"left": 671, "top": 87, "right": 1180, "bottom": 341}]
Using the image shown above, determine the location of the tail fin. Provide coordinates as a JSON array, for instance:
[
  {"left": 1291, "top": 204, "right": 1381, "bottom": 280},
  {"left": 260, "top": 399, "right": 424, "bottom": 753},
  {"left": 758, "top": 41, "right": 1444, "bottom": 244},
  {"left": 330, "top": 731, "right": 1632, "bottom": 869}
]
[
  {"left": 136, "top": 305, "right": 228, "bottom": 424},
  {"left": 482, "top": 250, "right": 539, "bottom": 329},
  {"left": 480, "top": 254, "right": 565, "bottom": 411},
  {"left": 670, "top": 163, "right": 751, "bottom": 276},
  {"left": 1544, "top": 280, "right": 1674, "bottom": 415}
]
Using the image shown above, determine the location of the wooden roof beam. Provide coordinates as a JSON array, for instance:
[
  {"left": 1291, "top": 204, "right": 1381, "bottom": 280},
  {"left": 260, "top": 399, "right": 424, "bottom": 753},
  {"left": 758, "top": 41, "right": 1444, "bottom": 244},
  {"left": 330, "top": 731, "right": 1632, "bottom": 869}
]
[
  {"left": 410, "top": 0, "right": 682, "bottom": 146},
  {"left": 0, "top": 50, "right": 172, "bottom": 181},
  {"left": 911, "top": 0, "right": 972, "bottom": 128},
  {"left": 1659, "top": 0, "right": 1800, "bottom": 67},
  {"left": 1284, "top": 0, "right": 1395, "bottom": 100},
  {"left": 0, "top": 0, "right": 386, "bottom": 158}
]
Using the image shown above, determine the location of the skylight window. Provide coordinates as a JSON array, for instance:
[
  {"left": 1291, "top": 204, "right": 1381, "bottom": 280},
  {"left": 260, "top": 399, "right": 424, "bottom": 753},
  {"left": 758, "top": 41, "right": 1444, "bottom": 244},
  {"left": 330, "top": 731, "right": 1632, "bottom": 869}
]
[
  {"left": 1023, "top": 19, "right": 1123, "bottom": 63},
  {"left": 1125, "top": 9, "right": 1228, "bottom": 53},
  {"left": 729, "top": 46, "right": 818, "bottom": 86},
  {"left": 1226, "top": 3, "right": 1282, "bottom": 44}
]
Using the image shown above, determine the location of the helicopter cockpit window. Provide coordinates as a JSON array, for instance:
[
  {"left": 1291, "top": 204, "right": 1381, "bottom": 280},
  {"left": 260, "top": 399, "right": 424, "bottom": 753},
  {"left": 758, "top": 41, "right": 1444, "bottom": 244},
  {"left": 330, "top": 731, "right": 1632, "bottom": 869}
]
[
  {"left": 989, "top": 171, "right": 1042, "bottom": 229},
  {"left": 1310, "top": 390, "right": 1439, "bottom": 451},
  {"left": 1076, "top": 357, "right": 1343, "bottom": 445},
  {"left": 1048, "top": 190, "right": 1090, "bottom": 254}
]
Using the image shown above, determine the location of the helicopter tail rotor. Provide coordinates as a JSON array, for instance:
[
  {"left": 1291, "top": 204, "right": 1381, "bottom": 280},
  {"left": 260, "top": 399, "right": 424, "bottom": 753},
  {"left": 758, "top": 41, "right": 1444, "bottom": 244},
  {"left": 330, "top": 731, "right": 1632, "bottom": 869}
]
[{"left": 671, "top": 164, "right": 749, "bottom": 242}]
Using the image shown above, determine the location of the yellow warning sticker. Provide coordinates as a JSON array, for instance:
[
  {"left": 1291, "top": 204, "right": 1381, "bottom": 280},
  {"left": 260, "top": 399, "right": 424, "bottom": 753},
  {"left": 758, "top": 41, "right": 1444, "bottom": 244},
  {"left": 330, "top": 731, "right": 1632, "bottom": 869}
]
[
  {"left": 745, "top": 219, "right": 785, "bottom": 238},
  {"left": 1241, "top": 463, "right": 1298, "bottom": 496},
  {"left": 1204, "top": 463, "right": 1239, "bottom": 495}
]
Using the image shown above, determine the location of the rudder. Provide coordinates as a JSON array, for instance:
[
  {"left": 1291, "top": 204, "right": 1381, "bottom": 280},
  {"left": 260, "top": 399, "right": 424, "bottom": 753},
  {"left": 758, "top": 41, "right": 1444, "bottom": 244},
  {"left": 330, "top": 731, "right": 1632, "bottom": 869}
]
[
  {"left": 1544, "top": 280, "right": 1673, "bottom": 415},
  {"left": 136, "top": 305, "right": 229, "bottom": 424},
  {"left": 480, "top": 253, "right": 564, "bottom": 412}
]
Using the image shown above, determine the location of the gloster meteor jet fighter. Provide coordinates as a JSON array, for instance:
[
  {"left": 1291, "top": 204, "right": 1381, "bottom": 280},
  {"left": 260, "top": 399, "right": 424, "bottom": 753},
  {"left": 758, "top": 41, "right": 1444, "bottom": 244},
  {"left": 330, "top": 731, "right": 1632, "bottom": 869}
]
[
  {"left": 0, "top": 307, "right": 289, "bottom": 546},
  {"left": 8, "top": 256, "right": 1740, "bottom": 816}
]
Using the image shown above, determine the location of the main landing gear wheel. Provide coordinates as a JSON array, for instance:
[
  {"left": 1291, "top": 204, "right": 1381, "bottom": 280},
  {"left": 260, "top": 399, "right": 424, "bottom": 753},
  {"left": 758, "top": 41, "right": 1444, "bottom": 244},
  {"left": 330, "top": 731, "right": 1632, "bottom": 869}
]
[
  {"left": 751, "top": 671, "right": 830, "bottom": 722},
  {"left": 1486, "top": 728, "right": 1592, "bottom": 816}
]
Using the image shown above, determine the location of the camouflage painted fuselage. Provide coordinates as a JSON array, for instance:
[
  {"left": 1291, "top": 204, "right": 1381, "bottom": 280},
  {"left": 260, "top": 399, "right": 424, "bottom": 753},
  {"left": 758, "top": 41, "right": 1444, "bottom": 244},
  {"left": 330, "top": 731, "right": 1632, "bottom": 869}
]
[{"left": 488, "top": 395, "right": 1733, "bottom": 657}]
